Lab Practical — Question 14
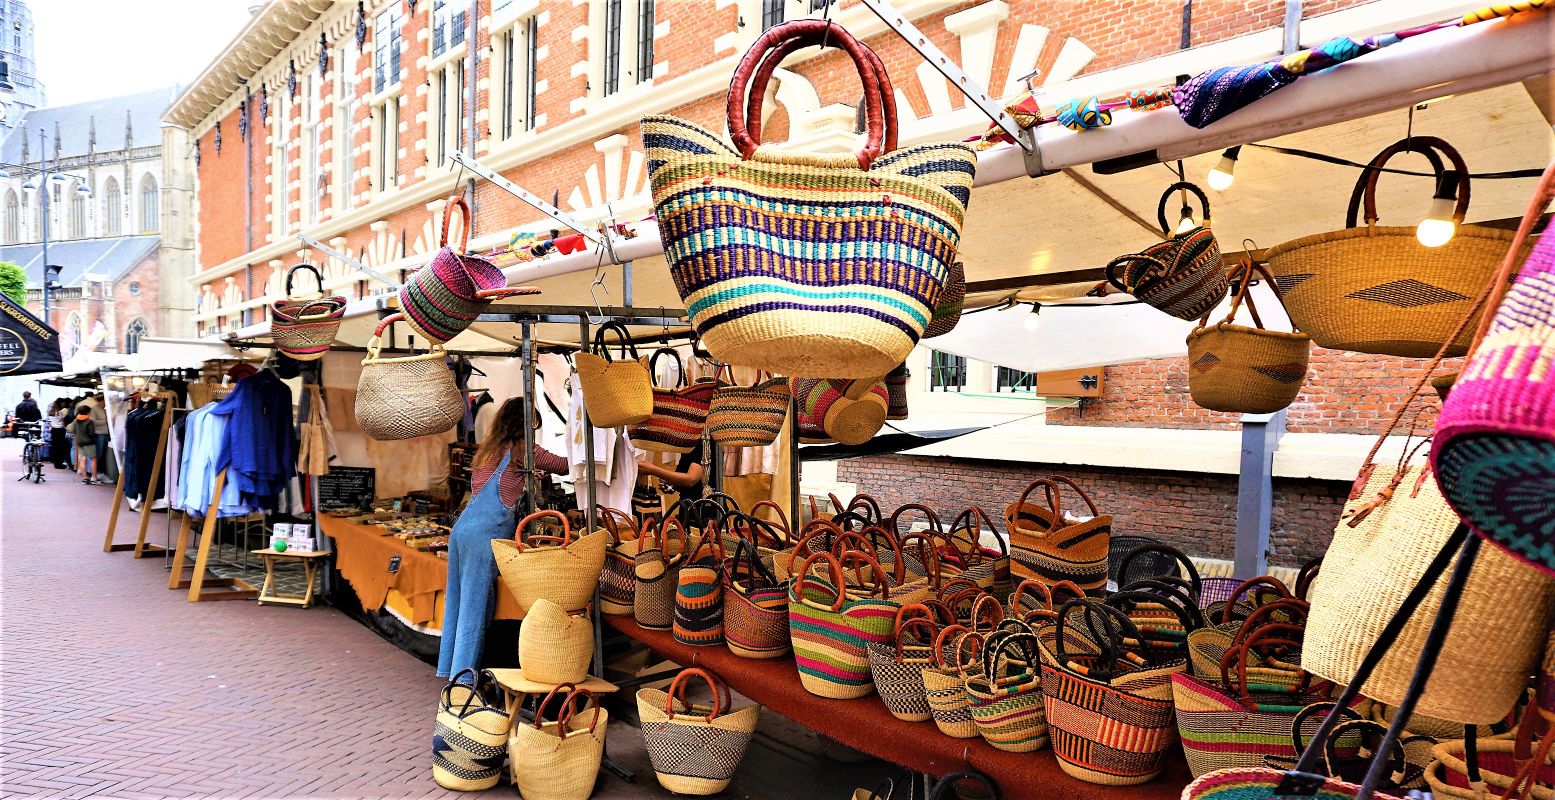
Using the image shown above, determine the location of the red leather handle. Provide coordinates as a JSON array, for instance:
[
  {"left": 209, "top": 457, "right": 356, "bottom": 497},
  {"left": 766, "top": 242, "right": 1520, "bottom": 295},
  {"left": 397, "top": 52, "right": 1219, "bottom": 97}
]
[
  {"left": 440, "top": 195, "right": 471, "bottom": 252},
  {"left": 741, "top": 27, "right": 898, "bottom": 159}
]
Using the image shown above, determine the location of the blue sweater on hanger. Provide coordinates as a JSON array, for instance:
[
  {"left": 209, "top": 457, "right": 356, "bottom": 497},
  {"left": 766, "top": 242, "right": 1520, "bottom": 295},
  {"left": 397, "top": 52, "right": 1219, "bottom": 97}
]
[{"left": 212, "top": 370, "right": 297, "bottom": 511}]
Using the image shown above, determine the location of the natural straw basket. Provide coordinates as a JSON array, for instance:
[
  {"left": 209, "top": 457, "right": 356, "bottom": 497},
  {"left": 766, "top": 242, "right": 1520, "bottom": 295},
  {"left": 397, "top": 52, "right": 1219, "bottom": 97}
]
[
  {"left": 1186, "top": 259, "right": 1311, "bottom": 414},
  {"left": 491, "top": 510, "right": 608, "bottom": 619},
  {"left": 433, "top": 670, "right": 512, "bottom": 791},
  {"left": 508, "top": 685, "right": 608, "bottom": 800},
  {"left": 574, "top": 321, "right": 654, "bottom": 428},
  {"left": 634, "top": 517, "right": 690, "bottom": 631},
  {"left": 355, "top": 314, "right": 464, "bottom": 441},
  {"left": 1424, "top": 737, "right": 1555, "bottom": 800},
  {"left": 1265, "top": 136, "right": 1515, "bottom": 358},
  {"left": 637, "top": 667, "right": 760, "bottom": 795},
  {"left": 518, "top": 598, "right": 594, "bottom": 684},
  {"left": 269, "top": 263, "right": 345, "bottom": 361}
]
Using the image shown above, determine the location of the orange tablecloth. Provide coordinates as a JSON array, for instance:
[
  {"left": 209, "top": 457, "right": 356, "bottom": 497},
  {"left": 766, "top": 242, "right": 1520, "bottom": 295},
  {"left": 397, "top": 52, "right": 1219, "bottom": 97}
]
[
  {"left": 320, "top": 516, "right": 521, "bottom": 627},
  {"left": 603, "top": 614, "right": 1189, "bottom": 800}
]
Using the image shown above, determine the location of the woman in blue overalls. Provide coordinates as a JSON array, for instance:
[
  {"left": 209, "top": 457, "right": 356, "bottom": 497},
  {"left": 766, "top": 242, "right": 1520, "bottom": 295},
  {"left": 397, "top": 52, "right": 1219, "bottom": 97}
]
[{"left": 438, "top": 398, "right": 567, "bottom": 679}]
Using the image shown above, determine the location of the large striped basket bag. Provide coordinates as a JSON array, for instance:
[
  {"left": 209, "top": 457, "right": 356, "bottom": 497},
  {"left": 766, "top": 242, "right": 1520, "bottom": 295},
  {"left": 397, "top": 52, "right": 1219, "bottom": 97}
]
[
  {"left": 1265, "top": 136, "right": 1518, "bottom": 358},
  {"left": 637, "top": 667, "right": 760, "bottom": 796},
  {"left": 707, "top": 373, "right": 790, "bottom": 448},
  {"left": 1187, "top": 595, "right": 1309, "bottom": 682},
  {"left": 635, "top": 516, "right": 690, "bottom": 631},
  {"left": 575, "top": 322, "right": 654, "bottom": 428},
  {"left": 433, "top": 668, "right": 513, "bottom": 791},
  {"left": 791, "top": 377, "right": 890, "bottom": 445},
  {"left": 597, "top": 507, "right": 643, "bottom": 616},
  {"left": 270, "top": 263, "right": 345, "bottom": 361},
  {"left": 721, "top": 538, "right": 790, "bottom": 659},
  {"left": 507, "top": 684, "right": 608, "bottom": 800},
  {"left": 964, "top": 629, "right": 1049, "bottom": 753},
  {"left": 922, "top": 624, "right": 983, "bottom": 739},
  {"left": 399, "top": 196, "right": 540, "bottom": 344},
  {"left": 1433, "top": 160, "right": 1555, "bottom": 577},
  {"left": 1187, "top": 257, "right": 1312, "bottom": 414},
  {"left": 1037, "top": 600, "right": 1180, "bottom": 785},
  {"left": 641, "top": 19, "right": 976, "bottom": 379},
  {"left": 673, "top": 534, "right": 726, "bottom": 647},
  {"left": 1004, "top": 477, "right": 1111, "bottom": 596},
  {"left": 356, "top": 314, "right": 465, "bottom": 441},
  {"left": 1183, "top": 526, "right": 1489, "bottom": 800},
  {"left": 866, "top": 605, "right": 938, "bottom": 723},
  {"left": 788, "top": 551, "right": 897, "bottom": 699},
  {"left": 491, "top": 510, "right": 608, "bottom": 619},
  {"left": 1105, "top": 182, "right": 1229, "bottom": 321},
  {"left": 631, "top": 348, "right": 717, "bottom": 453}
]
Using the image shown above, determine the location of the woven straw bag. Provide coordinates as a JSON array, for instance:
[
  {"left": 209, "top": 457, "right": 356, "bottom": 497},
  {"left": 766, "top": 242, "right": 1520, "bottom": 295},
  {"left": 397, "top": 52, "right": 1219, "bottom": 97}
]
[
  {"left": 1004, "top": 476, "right": 1110, "bottom": 595},
  {"left": 634, "top": 517, "right": 689, "bottom": 631},
  {"left": 722, "top": 538, "right": 790, "bottom": 659},
  {"left": 924, "top": 261, "right": 965, "bottom": 339},
  {"left": 944, "top": 506, "right": 1013, "bottom": 600},
  {"left": 922, "top": 624, "right": 982, "bottom": 739},
  {"left": 1106, "top": 181, "right": 1229, "bottom": 321},
  {"left": 1425, "top": 738, "right": 1555, "bottom": 800},
  {"left": 433, "top": 669, "right": 512, "bottom": 791},
  {"left": 637, "top": 667, "right": 759, "bottom": 795},
  {"left": 1433, "top": 160, "right": 1555, "bottom": 576},
  {"left": 1265, "top": 136, "right": 1516, "bottom": 358},
  {"left": 707, "top": 374, "right": 789, "bottom": 448},
  {"left": 575, "top": 322, "right": 653, "bottom": 428},
  {"left": 790, "top": 377, "right": 889, "bottom": 445},
  {"left": 507, "top": 685, "right": 608, "bottom": 800},
  {"left": 866, "top": 610, "right": 936, "bottom": 723},
  {"left": 491, "top": 510, "right": 608, "bottom": 619},
  {"left": 597, "top": 507, "right": 643, "bottom": 616},
  {"left": 631, "top": 348, "right": 715, "bottom": 453},
  {"left": 356, "top": 314, "right": 465, "bottom": 441},
  {"left": 965, "top": 630, "right": 1049, "bottom": 753},
  {"left": 399, "top": 196, "right": 539, "bottom": 344},
  {"left": 884, "top": 363, "right": 910, "bottom": 421},
  {"left": 270, "top": 264, "right": 345, "bottom": 361},
  {"left": 641, "top": 19, "right": 975, "bottom": 379},
  {"left": 673, "top": 535, "right": 726, "bottom": 647},
  {"left": 1188, "top": 258, "right": 1311, "bottom": 413},
  {"left": 788, "top": 551, "right": 896, "bottom": 699},
  {"left": 518, "top": 598, "right": 594, "bottom": 685}
]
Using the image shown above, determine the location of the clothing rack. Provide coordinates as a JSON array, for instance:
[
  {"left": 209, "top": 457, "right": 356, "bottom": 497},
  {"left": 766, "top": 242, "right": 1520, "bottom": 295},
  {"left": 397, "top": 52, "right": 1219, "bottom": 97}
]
[
  {"left": 169, "top": 468, "right": 260, "bottom": 602},
  {"left": 101, "top": 390, "right": 178, "bottom": 558}
]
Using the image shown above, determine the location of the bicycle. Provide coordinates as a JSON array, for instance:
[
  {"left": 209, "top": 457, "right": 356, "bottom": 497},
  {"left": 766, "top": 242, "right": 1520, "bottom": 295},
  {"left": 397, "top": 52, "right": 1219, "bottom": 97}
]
[{"left": 15, "top": 421, "right": 45, "bottom": 483}]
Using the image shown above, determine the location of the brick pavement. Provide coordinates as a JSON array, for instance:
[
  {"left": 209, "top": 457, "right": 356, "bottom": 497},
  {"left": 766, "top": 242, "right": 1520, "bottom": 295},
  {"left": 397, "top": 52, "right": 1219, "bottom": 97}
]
[{"left": 0, "top": 440, "right": 885, "bottom": 799}]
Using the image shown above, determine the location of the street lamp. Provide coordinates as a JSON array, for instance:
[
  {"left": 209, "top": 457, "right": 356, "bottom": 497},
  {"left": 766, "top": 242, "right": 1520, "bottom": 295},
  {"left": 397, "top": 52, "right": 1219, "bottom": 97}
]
[{"left": 10, "top": 127, "right": 92, "bottom": 328}]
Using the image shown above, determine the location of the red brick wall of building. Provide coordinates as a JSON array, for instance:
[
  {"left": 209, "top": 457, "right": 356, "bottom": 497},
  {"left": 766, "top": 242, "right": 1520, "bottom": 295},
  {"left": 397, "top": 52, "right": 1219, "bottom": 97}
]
[
  {"left": 111, "top": 252, "right": 162, "bottom": 348},
  {"left": 195, "top": 106, "right": 248, "bottom": 268}
]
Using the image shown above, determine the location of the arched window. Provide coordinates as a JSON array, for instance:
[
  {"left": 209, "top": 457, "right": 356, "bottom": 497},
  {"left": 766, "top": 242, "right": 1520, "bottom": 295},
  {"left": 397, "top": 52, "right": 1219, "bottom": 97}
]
[
  {"left": 103, "top": 177, "right": 121, "bottom": 236},
  {"left": 124, "top": 317, "right": 149, "bottom": 354},
  {"left": 63, "top": 311, "right": 83, "bottom": 356},
  {"left": 4, "top": 190, "right": 17, "bottom": 244},
  {"left": 69, "top": 188, "right": 86, "bottom": 239},
  {"left": 139, "top": 175, "right": 158, "bottom": 232}
]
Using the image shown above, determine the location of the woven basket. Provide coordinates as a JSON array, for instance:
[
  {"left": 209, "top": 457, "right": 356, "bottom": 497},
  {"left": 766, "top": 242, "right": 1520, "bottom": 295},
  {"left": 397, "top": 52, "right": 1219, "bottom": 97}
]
[
  {"left": 673, "top": 537, "right": 726, "bottom": 647},
  {"left": 433, "top": 671, "right": 512, "bottom": 791},
  {"left": 1004, "top": 476, "right": 1111, "bottom": 595},
  {"left": 635, "top": 517, "right": 689, "bottom": 631},
  {"left": 632, "top": 349, "right": 716, "bottom": 454},
  {"left": 270, "top": 264, "right": 345, "bottom": 361},
  {"left": 575, "top": 322, "right": 654, "bottom": 428},
  {"left": 400, "top": 196, "right": 539, "bottom": 344},
  {"left": 638, "top": 668, "right": 760, "bottom": 795},
  {"left": 707, "top": 375, "right": 790, "bottom": 448},
  {"left": 924, "top": 261, "right": 965, "bottom": 339},
  {"left": 1265, "top": 137, "right": 1514, "bottom": 358},
  {"left": 965, "top": 630, "right": 1049, "bottom": 752},
  {"left": 1107, "top": 182, "right": 1228, "bottom": 321},
  {"left": 518, "top": 598, "right": 594, "bottom": 684},
  {"left": 508, "top": 685, "right": 608, "bottom": 800},
  {"left": 491, "top": 510, "right": 608, "bottom": 619},
  {"left": 922, "top": 625, "right": 982, "bottom": 739},
  {"left": 1303, "top": 460, "right": 1555, "bottom": 724},
  {"left": 1187, "top": 260, "right": 1311, "bottom": 413},
  {"left": 884, "top": 363, "right": 910, "bottom": 421},
  {"left": 1433, "top": 160, "right": 1555, "bottom": 576},
  {"left": 866, "top": 614, "right": 935, "bottom": 722},
  {"left": 1425, "top": 738, "right": 1555, "bottom": 800},
  {"left": 356, "top": 314, "right": 465, "bottom": 441},
  {"left": 597, "top": 507, "right": 643, "bottom": 616},
  {"left": 788, "top": 551, "right": 897, "bottom": 699},
  {"left": 722, "top": 538, "right": 790, "bottom": 659},
  {"left": 642, "top": 20, "right": 974, "bottom": 378},
  {"left": 945, "top": 506, "right": 1012, "bottom": 600},
  {"left": 791, "top": 377, "right": 888, "bottom": 445}
]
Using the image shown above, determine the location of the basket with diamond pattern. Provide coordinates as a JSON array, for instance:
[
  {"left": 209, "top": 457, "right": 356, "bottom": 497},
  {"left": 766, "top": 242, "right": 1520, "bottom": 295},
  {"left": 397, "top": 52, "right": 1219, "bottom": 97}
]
[
  {"left": 1187, "top": 259, "right": 1311, "bottom": 413},
  {"left": 637, "top": 667, "right": 760, "bottom": 795}
]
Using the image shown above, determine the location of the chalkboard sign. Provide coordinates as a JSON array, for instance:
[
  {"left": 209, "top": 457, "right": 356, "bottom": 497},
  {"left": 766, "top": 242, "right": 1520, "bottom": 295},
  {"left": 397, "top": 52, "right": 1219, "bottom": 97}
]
[{"left": 317, "top": 467, "right": 376, "bottom": 511}]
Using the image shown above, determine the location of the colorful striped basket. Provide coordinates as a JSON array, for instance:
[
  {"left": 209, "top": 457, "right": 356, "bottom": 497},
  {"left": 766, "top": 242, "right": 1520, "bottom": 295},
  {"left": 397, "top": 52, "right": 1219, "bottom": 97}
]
[
  {"left": 1004, "top": 476, "right": 1111, "bottom": 596},
  {"left": 399, "top": 196, "right": 540, "bottom": 344},
  {"left": 922, "top": 624, "right": 983, "bottom": 739},
  {"left": 631, "top": 348, "right": 716, "bottom": 454},
  {"left": 270, "top": 263, "right": 345, "bottom": 361},
  {"left": 884, "top": 363, "right": 910, "bottom": 421},
  {"left": 791, "top": 377, "right": 890, "bottom": 445},
  {"left": 1106, "top": 182, "right": 1228, "bottom": 321},
  {"left": 673, "top": 536, "right": 726, "bottom": 647},
  {"left": 964, "top": 630, "right": 1049, "bottom": 752},
  {"left": 635, "top": 517, "right": 689, "bottom": 631},
  {"left": 721, "top": 539, "right": 790, "bottom": 659},
  {"left": 788, "top": 551, "right": 897, "bottom": 699},
  {"left": 597, "top": 507, "right": 643, "bottom": 616},
  {"left": 641, "top": 19, "right": 975, "bottom": 378},
  {"left": 707, "top": 375, "right": 790, "bottom": 448}
]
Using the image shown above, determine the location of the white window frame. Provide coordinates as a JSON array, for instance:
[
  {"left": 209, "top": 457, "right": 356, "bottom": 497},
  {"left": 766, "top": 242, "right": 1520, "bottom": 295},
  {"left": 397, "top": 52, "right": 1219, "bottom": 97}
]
[
  {"left": 373, "top": 4, "right": 403, "bottom": 96},
  {"left": 302, "top": 70, "right": 324, "bottom": 226},
  {"left": 335, "top": 43, "right": 358, "bottom": 213},
  {"left": 431, "top": 0, "right": 467, "bottom": 59},
  {"left": 270, "top": 85, "right": 288, "bottom": 239},
  {"left": 428, "top": 58, "right": 465, "bottom": 170},
  {"left": 494, "top": 13, "right": 539, "bottom": 141},
  {"left": 590, "top": 0, "right": 654, "bottom": 101},
  {"left": 370, "top": 97, "right": 399, "bottom": 194}
]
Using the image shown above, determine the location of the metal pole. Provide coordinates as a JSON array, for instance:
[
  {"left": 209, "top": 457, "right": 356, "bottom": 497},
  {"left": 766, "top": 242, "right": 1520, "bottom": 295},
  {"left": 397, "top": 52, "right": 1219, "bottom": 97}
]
[
  {"left": 787, "top": 392, "right": 800, "bottom": 529},
  {"left": 520, "top": 321, "right": 537, "bottom": 517},
  {"left": 39, "top": 128, "right": 48, "bottom": 326},
  {"left": 1234, "top": 409, "right": 1286, "bottom": 579},
  {"left": 1283, "top": 0, "right": 1303, "bottom": 55}
]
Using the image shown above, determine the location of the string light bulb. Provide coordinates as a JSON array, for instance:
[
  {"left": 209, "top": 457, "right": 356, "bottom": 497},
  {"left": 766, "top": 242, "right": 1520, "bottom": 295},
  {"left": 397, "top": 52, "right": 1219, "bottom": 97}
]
[
  {"left": 1175, "top": 208, "right": 1199, "bottom": 235},
  {"left": 1207, "top": 145, "right": 1241, "bottom": 191},
  {"left": 1022, "top": 303, "right": 1040, "bottom": 331},
  {"left": 1416, "top": 170, "right": 1460, "bottom": 248}
]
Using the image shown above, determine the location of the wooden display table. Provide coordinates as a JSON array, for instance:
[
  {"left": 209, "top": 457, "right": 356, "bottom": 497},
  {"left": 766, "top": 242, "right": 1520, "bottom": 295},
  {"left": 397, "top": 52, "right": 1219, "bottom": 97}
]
[
  {"left": 485, "top": 668, "right": 618, "bottom": 717},
  {"left": 251, "top": 548, "right": 330, "bottom": 608},
  {"left": 602, "top": 615, "right": 1189, "bottom": 800}
]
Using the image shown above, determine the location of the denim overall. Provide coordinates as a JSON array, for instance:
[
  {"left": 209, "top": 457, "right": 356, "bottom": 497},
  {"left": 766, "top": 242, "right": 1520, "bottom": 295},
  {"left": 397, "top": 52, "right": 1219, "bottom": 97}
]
[{"left": 437, "top": 451, "right": 518, "bottom": 678}]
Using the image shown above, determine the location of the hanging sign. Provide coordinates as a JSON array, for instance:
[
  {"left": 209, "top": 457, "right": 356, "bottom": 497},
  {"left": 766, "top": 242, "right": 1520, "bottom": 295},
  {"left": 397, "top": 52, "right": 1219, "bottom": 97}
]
[{"left": 0, "top": 292, "right": 62, "bottom": 376}]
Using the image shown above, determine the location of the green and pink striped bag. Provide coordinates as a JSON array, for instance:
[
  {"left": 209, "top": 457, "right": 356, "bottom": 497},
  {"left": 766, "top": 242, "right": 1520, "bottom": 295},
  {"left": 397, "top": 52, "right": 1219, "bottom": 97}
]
[{"left": 788, "top": 551, "right": 896, "bottom": 699}]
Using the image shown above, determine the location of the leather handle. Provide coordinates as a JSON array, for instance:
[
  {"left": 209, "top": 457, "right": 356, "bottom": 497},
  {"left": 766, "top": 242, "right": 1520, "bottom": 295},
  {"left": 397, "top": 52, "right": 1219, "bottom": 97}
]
[
  {"left": 741, "top": 26, "right": 899, "bottom": 158},
  {"left": 1156, "top": 181, "right": 1212, "bottom": 236},
  {"left": 440, "top": 195, "right": 472, "bottom": 251},
  {"left": 285, "top": 263, "right": 325, "bottom": 299},
  {"left": 1344, "top": 136, "right": 1467, "bottom": 228}
]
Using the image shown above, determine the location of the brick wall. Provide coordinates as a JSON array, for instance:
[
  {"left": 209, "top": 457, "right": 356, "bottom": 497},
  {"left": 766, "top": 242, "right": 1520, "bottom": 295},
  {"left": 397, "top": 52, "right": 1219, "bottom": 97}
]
[
  {"left": 834, "top": 453, "right": 1345, "bottom": 567},
  {"left": 111, "top": 252, "right": 163, "bottom": 347},
  {"left": 1046, "top": 347, "right": 1458, "bottom": 436},
  {"left": 195, "top": 106, "right": 247, "bottom": 268}
]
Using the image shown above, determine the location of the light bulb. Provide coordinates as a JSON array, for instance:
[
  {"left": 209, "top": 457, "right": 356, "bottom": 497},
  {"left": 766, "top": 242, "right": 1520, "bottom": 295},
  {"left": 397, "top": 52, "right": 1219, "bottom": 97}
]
[
  {"left": 1416, "top": 171, "right": 1460, "bottom": 248},
  {"left": 1022, "top": 306, "right": 1040, "bottom": 331},
  {"left": 1175, "top": 214, "right": 1199, "bottom": 235},
  {"left": 1206, "top": 146, "right": 1240, "bottom": 191}
]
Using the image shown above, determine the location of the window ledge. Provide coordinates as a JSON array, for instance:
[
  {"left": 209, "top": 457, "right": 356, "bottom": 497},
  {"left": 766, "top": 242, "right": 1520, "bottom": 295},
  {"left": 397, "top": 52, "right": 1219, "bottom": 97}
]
[
  {"left": 427, "top": 42, "right": 469, "bottom": 73},
  {"left": 368, "top": 84, "right": 402, "bottom": 106}
]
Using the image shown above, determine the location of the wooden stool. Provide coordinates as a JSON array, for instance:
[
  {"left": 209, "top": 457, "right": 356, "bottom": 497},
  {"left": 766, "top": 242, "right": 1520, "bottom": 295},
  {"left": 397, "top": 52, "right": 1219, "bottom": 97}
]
[
  {"left": 251, "top": 548, "right": 330, "bottom": 608},
  {"left": 485, "top": 668, "right": 618, "bottom": 719}
]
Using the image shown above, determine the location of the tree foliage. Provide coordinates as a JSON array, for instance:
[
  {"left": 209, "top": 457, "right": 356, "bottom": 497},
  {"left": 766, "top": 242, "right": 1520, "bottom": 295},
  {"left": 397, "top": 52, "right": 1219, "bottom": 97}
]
[{"left": 0, "top": 261, "right": 25, "bottom": 306}]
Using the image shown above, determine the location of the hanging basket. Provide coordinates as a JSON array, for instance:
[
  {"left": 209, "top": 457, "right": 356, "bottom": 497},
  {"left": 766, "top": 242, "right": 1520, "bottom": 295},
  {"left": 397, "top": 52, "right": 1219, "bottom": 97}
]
[
  {"left": 355, "top": 314, "right": 464, "bottom": 441},
  {"left": 399, "top": 196, "right": 539, "bottom": 344},
  {"left": 1106, "top": 182, "right": 1229, "bottom": 321},
  {"left": 270, "top": 263, "right": 345, "bottom": 361},
  {"left": 1186, "top": 259, "right": 1311, "bottom": 413}
]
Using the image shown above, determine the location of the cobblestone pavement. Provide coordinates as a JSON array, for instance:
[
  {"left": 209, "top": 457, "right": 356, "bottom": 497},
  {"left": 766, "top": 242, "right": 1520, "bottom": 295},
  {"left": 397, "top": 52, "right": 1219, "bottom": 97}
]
[{"left": 0, "top": 440, "right": 882, "bottom": 799}]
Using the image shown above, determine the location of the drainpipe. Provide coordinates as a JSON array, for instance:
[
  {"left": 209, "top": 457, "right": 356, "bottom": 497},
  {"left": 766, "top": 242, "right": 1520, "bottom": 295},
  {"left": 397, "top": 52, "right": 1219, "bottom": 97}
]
[
  {"left": 244, "top": 90, "right": 253, "bottom": 254},
  {"left": 1283, "top": 0, "right": 1303, "bottom": 55},
  {"left": 464, "top": 0, "right": 478, "bottom": 209}
]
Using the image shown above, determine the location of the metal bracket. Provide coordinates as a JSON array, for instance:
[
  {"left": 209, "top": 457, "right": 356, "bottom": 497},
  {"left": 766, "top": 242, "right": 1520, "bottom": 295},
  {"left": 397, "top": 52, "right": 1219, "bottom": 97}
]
[
  {"left": 296, "top": 232, "right": 396, "bottom": 285},
  {"left": 857, "top": 0, "right": 1032, "bottom": 152},
  {"left": 1017, "top": 128, "right": 1047, "bottom": 176},
  {"left": 450, "top": 151, "right": 607, "bottom": 248}
]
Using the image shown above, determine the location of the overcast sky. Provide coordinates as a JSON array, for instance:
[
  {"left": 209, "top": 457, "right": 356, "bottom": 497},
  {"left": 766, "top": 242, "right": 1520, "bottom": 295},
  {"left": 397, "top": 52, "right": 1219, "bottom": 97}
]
[{"left": 32, "top": 0, "right": 256, "bottom": 107}]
